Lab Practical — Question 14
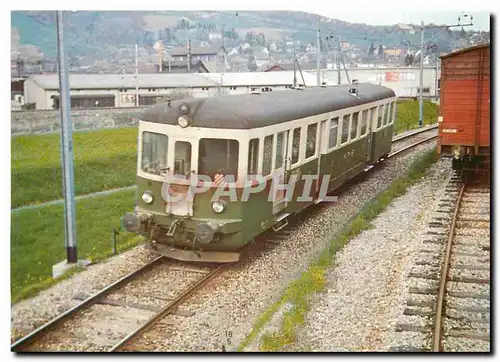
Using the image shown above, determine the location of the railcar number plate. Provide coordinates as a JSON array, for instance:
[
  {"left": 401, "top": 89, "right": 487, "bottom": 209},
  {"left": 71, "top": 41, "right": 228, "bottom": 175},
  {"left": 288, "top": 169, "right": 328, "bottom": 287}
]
[{"left": 442, "top": 128, "right": 458, "bottom": 133}]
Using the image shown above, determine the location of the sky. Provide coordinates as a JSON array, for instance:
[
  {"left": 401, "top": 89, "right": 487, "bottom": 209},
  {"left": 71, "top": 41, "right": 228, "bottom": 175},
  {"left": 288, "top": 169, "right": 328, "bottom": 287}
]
[
  {"left": 316, "top": 11, "right": 490, "bottom": 31},
  {"left": 9, "top": 0, "right": 494, "bottom": 31}
]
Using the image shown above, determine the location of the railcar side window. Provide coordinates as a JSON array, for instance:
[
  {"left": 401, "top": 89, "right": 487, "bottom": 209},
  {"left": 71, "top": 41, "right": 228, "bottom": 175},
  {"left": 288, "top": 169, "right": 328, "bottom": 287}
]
[
  {"left": 383, "top": 103, "right": 390, "bottom": 125},
  {"left": 377, "top": 105, "right": 383, "bottom": 128},
  {"left": 141, "top": 131, "right": 168, "bottom": 176},
  {"left": 291, "top": 128, "right": 301, "bottom": 164},
  {"left": 248, "top": 138, "right": 259, "bottom": 175},
  {"left": 275, "top": 132, "right": 285, "bottom": 168},
  {"left": 351, "top": 112, "right": 359, "bottom": 140},
  {"left": 360, "top": 110, "right": 368, "bottom": 135},
  {"left": 262, "top": 135, "right": 273, "bottom": 176},
  {"left": 391, "top": 102, "right": 397, "bottom": 124},
  {"left": 329, "top": 117, "right": 339, "bottom": 149},
  {"left": 198, "top": 138, "right": 239, "bottom": 180},
  {"left": 306, "top": 123, "right": 317, "bottom": 158},
  {"left": 341, "top": 114, "right": 350, "bottom": 144},
  {"left": 370, "top": 107, "right": 377, "bottom": 128}
]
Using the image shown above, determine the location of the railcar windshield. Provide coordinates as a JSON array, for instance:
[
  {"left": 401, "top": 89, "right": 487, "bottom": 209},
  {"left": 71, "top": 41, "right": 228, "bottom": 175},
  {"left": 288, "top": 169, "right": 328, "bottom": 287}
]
[
  {"left": 198, "top": 138, "right": 239, "bottom": 181},
  {"left": 141, "top": 131, "right": 168, "bottom": 176}
]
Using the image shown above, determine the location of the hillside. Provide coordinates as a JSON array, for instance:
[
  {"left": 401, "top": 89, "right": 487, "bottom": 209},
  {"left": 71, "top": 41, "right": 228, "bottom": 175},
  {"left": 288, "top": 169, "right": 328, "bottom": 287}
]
[{"left": 11, "top": 10, "right": 487, "bottom": 71}]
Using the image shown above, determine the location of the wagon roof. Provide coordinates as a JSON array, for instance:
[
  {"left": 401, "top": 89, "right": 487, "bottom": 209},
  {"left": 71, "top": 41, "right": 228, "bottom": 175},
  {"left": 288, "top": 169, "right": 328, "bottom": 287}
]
[
  {"left": 440, "top": 44, "right": 490, "bottom": 60},
  {"left": 142, "top": 83, "right": 396, "bottom": 130}
]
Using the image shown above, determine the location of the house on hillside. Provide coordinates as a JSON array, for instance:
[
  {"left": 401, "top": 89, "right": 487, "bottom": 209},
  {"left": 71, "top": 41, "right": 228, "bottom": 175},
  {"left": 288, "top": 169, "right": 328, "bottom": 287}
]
[
  {"left": 157, "top": 60, "right": 210, "bottom": 73},
  {"left": 168, "top": 44, "right": 230, "bottom": 72}
]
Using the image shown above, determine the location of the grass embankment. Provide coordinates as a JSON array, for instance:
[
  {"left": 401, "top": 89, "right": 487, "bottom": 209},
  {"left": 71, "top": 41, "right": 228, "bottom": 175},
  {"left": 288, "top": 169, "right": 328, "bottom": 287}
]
[
  {"left": 11, "top": 189, "right": 141, "bottom": 303},
  {"left": 11, "top": 127, "right": 138, "bottom": 209},
  {"left": 238, "top": 148, "right": 438, "bottom": 352},
  {"left": 393, "top": 100, "right": 439, "bottom": 135}
]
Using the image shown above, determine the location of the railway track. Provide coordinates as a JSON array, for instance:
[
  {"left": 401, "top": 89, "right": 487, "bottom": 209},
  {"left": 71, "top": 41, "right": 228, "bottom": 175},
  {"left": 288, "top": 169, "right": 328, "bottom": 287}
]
[
  {"left": 11, "top": 258, "right": 224, "bottom": 352},
  {"left": 433, "top": 181, "right": 490, "bottom": 352},
  {"left": 395, "top": 176, "right": 490, "bottom": 352},
  {"left": 11, "top": 125, "right": 437, "bottom": 352}
]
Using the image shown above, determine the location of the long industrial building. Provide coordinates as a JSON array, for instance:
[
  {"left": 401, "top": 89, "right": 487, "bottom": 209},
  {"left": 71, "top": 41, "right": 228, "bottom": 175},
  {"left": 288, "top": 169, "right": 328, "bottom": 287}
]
[{"left": 22, "top": 67, "right": 439, "bottom": 110}]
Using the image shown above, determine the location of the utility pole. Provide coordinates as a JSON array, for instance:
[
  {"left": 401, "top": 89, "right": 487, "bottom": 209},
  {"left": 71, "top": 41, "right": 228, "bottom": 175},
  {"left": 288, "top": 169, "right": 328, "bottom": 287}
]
[
  {"left": 326, "top": 34, "right": 348, "bottom": 85},
  {"left": 293, "top": 41, "right": 297, "bottom": 88},
  {"left": 417, "top": 14, "right": 474, "bottom": 127},
  {"left": 316, "top": 16, "right": 321, "bottom": 87},
  {"left": 418, "top": 21, "right": 425, "bottom": 127},
  {"left": 135, "top": 44, "right": 139, "bottom": 107},
  {"left": 337, "top": 36, "right": 341, "bottom": 85},
  {"left": 56, "top": 11, "right": 77, "bottom": 263}
]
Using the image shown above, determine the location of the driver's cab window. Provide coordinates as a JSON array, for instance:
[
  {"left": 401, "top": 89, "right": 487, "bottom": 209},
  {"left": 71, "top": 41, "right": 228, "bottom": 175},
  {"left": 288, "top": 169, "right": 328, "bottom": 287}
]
[{"left": 141, "top": 131, "right": 168, "bottom": 176}]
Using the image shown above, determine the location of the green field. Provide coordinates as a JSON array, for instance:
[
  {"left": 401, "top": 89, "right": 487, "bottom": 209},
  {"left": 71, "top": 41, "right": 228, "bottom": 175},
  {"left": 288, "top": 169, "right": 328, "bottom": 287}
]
[
  {"left": 11, "top": 189, "right": 140, "bottom": 303},
  {"left": 394, "top": 100, "right": 439, "bottom": 134},
  {"left": 12, "top": 127, "right": 138, "bottom": 208}
]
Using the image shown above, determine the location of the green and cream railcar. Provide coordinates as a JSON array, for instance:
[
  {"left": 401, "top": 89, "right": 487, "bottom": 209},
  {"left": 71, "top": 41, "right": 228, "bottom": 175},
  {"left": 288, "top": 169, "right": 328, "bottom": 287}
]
[{"left": 122, "top": 83, "right": 397, "bottom": 263}]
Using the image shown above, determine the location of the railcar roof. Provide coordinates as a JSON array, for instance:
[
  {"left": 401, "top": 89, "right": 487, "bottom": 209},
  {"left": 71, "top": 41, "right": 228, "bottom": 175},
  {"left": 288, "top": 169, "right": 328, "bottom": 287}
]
[{"left": 142, "top": 83, "right": 396, "bottom": 129}]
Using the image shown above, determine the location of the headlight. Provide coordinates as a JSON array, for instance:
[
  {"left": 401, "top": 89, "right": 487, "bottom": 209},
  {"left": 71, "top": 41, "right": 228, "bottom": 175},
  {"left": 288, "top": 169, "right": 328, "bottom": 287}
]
[
  {"left": 212, "top": 200, "right": 226, "bottom": 213},
  {"left": 178, "top": 116, "right": 190, "bottom": 128},
  {"left": 141, "top": 191, "right": 154, "bottom": 204}
]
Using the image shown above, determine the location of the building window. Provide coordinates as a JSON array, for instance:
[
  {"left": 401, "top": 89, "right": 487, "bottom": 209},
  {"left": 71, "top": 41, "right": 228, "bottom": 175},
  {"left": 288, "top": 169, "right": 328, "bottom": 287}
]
[
  {"left": 291, "top": 127, "right": 301, "bottom": 164},
  {"left": 201, "top": 87, "right": 209, "bottom": 91},
  {"left": 262, "top": 135, "right": 273, "bottom": 176},
  {"left": 341, "top": 114, "right": 350, "bottom": 144},
  {"left": 229, "top": 86, "right": 237, "bottom": 90},
  {"left": 248, "top": 138, "right": 259, "bottom": 175},
  {"left": 52, "top": 95, "right": 115, "bottom": 109},
  {"left": 306, "top": 123, "right": 317, "bottom": 158},
  {"left": 329, "top": 117, "right": 339, "bottom": 149},
  {"left": 351, "top": 112, "right": 359, "bottom": 140},
  {"left": 139, "top": 95, "right": 158, "bottom": 106}
]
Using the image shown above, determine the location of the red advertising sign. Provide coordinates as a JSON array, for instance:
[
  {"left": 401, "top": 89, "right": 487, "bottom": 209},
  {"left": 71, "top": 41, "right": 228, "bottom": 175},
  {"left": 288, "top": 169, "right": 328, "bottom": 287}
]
[{"left": 385, "top": 72, "right": 399, "bottom": 82}]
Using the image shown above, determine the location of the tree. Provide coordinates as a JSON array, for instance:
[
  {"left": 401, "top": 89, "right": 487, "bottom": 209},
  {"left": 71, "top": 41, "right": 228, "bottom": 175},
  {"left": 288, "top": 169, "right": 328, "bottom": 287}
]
[
  {"left": 367, "top": 42, "right": 375, "bottom": 55},
  {"left": 247, "top": 55, "right": 258, "bottom": 72},
  {"left": 256, "top": 33, "right": 266, "bottom": 46},
  {"left": 378, "top": 44, "right": 384, "bottom": 59}
]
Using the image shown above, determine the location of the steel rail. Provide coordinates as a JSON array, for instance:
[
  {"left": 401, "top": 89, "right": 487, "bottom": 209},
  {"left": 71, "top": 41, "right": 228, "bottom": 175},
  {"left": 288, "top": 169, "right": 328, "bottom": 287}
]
[
  {"left": 11, "top": 256, "right": 166, "bottom": 352},
  {"left": 109, "top": 265, "right": 225, "bottom": 352},
  {"left": 391, "top": 124, "right": 438, "bottom": 143},
  {"left": 388, "top": 135, "right": 437, "bottom": 158},
  {"left": 432, "top": 183, "right": 466, "bottom": 352}
]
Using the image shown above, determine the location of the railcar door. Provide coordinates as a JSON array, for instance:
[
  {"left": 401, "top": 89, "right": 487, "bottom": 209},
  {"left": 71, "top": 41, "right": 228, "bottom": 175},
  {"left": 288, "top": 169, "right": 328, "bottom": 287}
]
[
  {"left": 272, "top": 131, "right": 289, "bottom": 214},
  {"left": 161, "top": 138, "right": 195, "bottom": 217},
  {"left": 365, "top": 107, "right": 374, "bottom": 162}
]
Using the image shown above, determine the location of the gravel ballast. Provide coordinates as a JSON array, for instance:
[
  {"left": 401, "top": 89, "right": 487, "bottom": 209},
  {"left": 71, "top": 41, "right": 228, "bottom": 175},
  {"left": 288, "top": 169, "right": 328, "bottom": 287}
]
[
  {"left": 12, "top": 139, "right": 441, "bottom": 351},
  {"left": 292, "top": 157, "right": 455, "bottom": 352}
]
